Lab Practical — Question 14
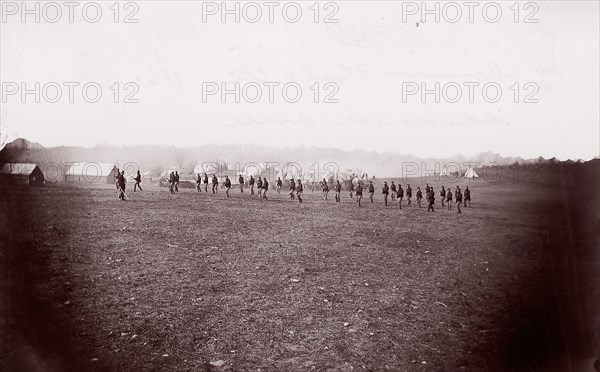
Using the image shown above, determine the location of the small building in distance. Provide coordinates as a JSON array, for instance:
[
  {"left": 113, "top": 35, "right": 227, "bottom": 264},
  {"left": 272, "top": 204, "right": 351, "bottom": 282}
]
[
  {"left": 64, "top": 162, "right": 118, "bottom": 184},
  {"left": 0, "top": 163, "right": 45, "bottom": 187}
]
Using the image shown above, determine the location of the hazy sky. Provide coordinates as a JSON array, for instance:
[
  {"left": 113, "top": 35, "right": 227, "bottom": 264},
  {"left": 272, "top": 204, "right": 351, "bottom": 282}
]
[{"left": 1, "top": 1, "right": 598, "bottom": 159}]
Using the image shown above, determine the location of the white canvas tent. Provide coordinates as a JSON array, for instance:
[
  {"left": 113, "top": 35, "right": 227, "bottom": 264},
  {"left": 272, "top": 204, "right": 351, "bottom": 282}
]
[
  {"left": 464, "top": 166, "right": 479, "bottom": 178},
  {"left": 64, "top": 163, "right": 118, "bottom": 183}
]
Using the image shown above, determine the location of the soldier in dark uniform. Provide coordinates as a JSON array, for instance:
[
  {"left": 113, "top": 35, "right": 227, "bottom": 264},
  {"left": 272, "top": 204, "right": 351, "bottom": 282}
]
[
  {"left": 416, "top": 187, "right": 423, "bottom": 208},
  {"left": 382, "top": 181, "right": 389, "bottom": 206},
  {"left": 440, "top": 186, "right": 446, "bottom": 207},
  {"left": 390, "top": 182, "right": 397, "bottom": 201},
  {"left": 296, "top": 179, "right": 303, "bottom": 203},
  {"left": 276, "top": 177, "right": 283, "bottom": 194},
  {"left": 203, "top": 173, "right": 209, "bottom": 192},
  {"left": 455, "top": 186, "right": 462, "bottom": 214},
  {"left": 262, "top": 177, "right": 269, "bottom": 200},
  {"left": 425, "top": 183, "right": 430, "bottom": 195},
  {"left": 256, "top": 177, "right": 263, "bottom": 198},
  {"left": 117, "top": 170, "right": 127, "bottom": 200},
  {"left": 133, "top": 170, "right": 143, "bottom": 191},
  {"left": 224, "top": 176, "right": 231, "bottom": 197},
  {"left": 249, "top": 175, "right": 255, "bottom": 195},
  {"left": 464, "top": 186, "right": 471, "bottom": 207},
  {"left": 349, "top": 182, "right": 354, "bottom": 199},
  {"left": 396, "top": 184, "right": 404, "bottom": 209},
  {"left": 406, "top": 184, "right": 412, "bottom": 205},
  {"left": 289, "top": 179, "right": 296, "bottom": 200},
  {"left": 355, "top": 183, "right": 363, "bottom": 207},
  {"left": 427, "top": 188, "right": 435, "bottom": 212},
  {"left": 334, "top": 180, "right": 342, "bottom": 203},
  {"left": 196, "top": 173, "right": 202, "bottom": 192},
  {"left": 239, "top": 174, "right": 244, "bottom": 193},
  {"left": 212, "top": 174, "right": 218, "bottom": 194},
  {"left": 446, "top": 186, "right": 453, "bottom": 210},
  {"left": 321, "top": 178, "right": 329, "bottom": 200},
  {"left": 174, "top": 171, "right": 180, "bottom": 192},
  {"left": 368, "top": 181, "right": 375, "bottom": 203}
]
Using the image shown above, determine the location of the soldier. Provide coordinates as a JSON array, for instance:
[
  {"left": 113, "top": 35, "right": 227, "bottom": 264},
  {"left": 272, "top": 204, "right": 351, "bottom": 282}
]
[
  {"left": 382, "top": 181, "right": 389, "bottom": 206},
  {"left": 368, "top": 181, "right": 375, "bottom": 203},
  {"left": 249, "top": 175, "right": 255, "bottom": 195},
  {"left": 117, "top": 170, "right": 127, "bottom": 200},
  {"left": 321, "top": 178, "right": 329, "bottom": 200},
  {"left": 174, "top": 171, "right": 180, "bottom": 192},
  {"left": 464, "top": 186, "right": 471, "bottom": 207},
  {"left": 425, "top": 183, "right": 430, "bottom": 195},
  {"left": 133, "top": 170, "right": 143, "bottom": 192},
  {"left": 168, "top": 172, "right": 175, "bottom": 194},
  {"left": 355, "top": 183, "right": 363, "bottom": 207},
  {"left": 262, "top": 177, "right": 269, "bottom": 200},
  {"left": 276, "top": 177, "right": 283, "bottom": 194},
  {"left": 390, "top": 181, "right": 397, "bottom": 201},
  {"left": 455, "top": 186, "right": 462, "bottom": 214},
  {"left": 239, "top": 174, "right": 244, "bottom": 193},
  {"left": 203, "top": 173, "right": 209, "bottom": 192},
  {"left": 212, "top": 174, "right": 218, "bottom": 194},
  {"left": 446, "top": 186, "right": 453, "bottom": 210},
  {"left": 440, "top": 186, "right": 446, "bottom": 207},
  {"left": 224, "top": 176, "right": 231, "bottom": 197},
  {"left": 397, "top": 184, "right": 404, "bottom": 209},
  {"left": 196, "top": 173, "right": 202, "bottom": 192},
  {"left": 427, "top": 188, "right": 435, "bottom": 212},
  {"left": 296, "top": 179, "right": 303, "bottom": 203},
  {"left": 349, "top": 182, "right": 354, "bottom": 199},
  {"left": 289, "top": 178, "right": 296, "bottom": 200},
  {"left": 416, "top": 187, "right": 423, "bottom": 208},
  {"left": 334, "top": 180, "right": 342, "bottom": 203},
  {"left": 256, "top": 176, "right": 263, "bottom": 198},
  {"left": 406, "top": 184, "right": 412, "bottom": 205}
]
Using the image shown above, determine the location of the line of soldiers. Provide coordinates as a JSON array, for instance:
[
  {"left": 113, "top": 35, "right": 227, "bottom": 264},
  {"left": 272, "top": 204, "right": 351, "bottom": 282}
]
[{"left": 122, "top": 170, "right": 473, "bottom": 213}]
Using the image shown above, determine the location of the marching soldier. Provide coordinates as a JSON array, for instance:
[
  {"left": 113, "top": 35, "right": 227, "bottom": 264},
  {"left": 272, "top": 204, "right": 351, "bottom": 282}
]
[
  {"left": 425, "top": 183, "right": 430, "bottom": 195},
  {"left": 427, "top": 188, "right": 435, "bottom": 212},
  {"left": 390, "top": 181, "right": 397, "bottom": 201},
  {"left": 455, "top": 186, "right": 463, "bottom": 214},
  {"left": 133, "top": 170, "right": 143, "bottom": 192},
  {"left": 203, "top": 173, "right": 209, "bottom": 192},
  {"left": 406, "top": 184, "right": 412, "bottom": 205},
  {"left": 262, "top": 177, "right": 269, "bottom": 200},
  {"left": 168, "top": 172, "right": 175, "bottom": 194},
  {"left": 117, "top": 170, "right": 127, "bottom": 200},
  {"left": 440, "top": 186, "right": 446, "bottom": 207},
  {"left": 239, "top": 174, "right": 244, "bottom": 193},
  {"left": 296, "top": 179, "right": 303, "bottom": 203},
  {"left": 321, "top": 178, "right": 329, "bottom": 200},
  {"left": 382, "top": 181, "right": 389, "bottom": 206},
  {"left": 464, "top": 186, "right": 471, "bottom": 207},
  {"left": 349, "top": 182, "right": 354, "bottom": 199},
  {"left": 334, "top": 180, "right": 342, "bottom": 203},
  {"left": 256, "top": 176, "right": 263, "bottom": 198},
  {"left": 224, "top": 176, "right": 231, "bottom": 197},
  {"left": 196, "top": 173, "right": 202, "bottom": 192},
  {"left": 249, "top": 175, "right": 255, "bottom": 195},
  {"left": 174, "top": 171, "right": 180, "bottom": 192},
  {"left": 446, "top": 186, "right": 453, "bottom": 210},
  {"left": 416, "top": 187, "right": 423, "bottom": 208},
  {"left": 397, "top": 184, "right": 404, "bottom": 209},
  {"left": 368, "top": 181, "right": 375, "bottom": 203},
  {"left": 289, "top": 179, "right": 296, "bottom": 200},
  {"left": 212, "top": 174, "right": 218, "bottom": 194},
  {"left": 355, "top": 183, "right": 363, "bottom": 207},
  {"left": 276, "top": 177, "right": 283, "bottom": 194}
]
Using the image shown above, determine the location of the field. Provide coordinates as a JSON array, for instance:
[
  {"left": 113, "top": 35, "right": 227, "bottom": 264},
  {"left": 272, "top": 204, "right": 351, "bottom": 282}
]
[{"left": 1, "top": 163, "right": 599, "bottom": 371}]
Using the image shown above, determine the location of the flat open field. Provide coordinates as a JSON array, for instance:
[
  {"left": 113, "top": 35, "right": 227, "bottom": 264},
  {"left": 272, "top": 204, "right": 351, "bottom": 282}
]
[{"left": 2, "top": 163, "right": 599, "bottom": 371}]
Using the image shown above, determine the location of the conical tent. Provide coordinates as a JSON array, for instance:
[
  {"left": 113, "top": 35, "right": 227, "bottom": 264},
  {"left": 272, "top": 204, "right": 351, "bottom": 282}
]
[{"left": 464, "top": 166, "right": 479, "bottom": 178}]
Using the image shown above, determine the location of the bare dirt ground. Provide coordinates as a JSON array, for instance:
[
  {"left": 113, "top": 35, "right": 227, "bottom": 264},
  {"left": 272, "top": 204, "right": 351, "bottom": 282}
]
[{"left": 1, "top": 162, "right": 599, "bottom": 371}]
